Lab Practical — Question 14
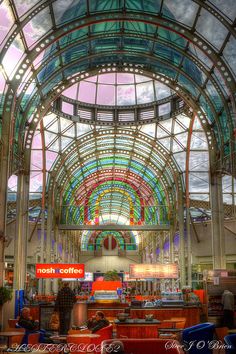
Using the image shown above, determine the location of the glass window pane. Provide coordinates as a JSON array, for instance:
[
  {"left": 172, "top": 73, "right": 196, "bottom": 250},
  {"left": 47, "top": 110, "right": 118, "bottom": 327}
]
[
  {"left": 98, "top": 73, "right": 116, "bottom": 84},
  {"left": 78, "top": 81, "right": 96, "bottom": 104},
  {"left": 196, "top": 8, "right": 228, "bottom": 49},
  {"left": 0, "top": 72, "right": 6, "bottom": 94},
  {"left": 223, "top": 36, "right": 236, "bottom": 78},
  {"left": 164, "top": 0, "right": 199, "bottom": 27},
  {"left": 173, "top": 152, "right": 186, "bottom": 171},
  {"left": 32, "top": 132, "right": 42, "bottom": 149},
  {"left": 0, "top": 2, "right": 14, "bottom": 45},
  {"left": 155, "top": 82, "right": 171, "bottom": 100},
  {"left": 159, "top": 102, "right": 171, "bottom": 116},
  {"left": 97, "top": 84, "right": 115, "bottom": 105},
  {"left": 189, "top": 172, "right": 209, "bottom": 192},
  {"left": 62, "top": 102, "right": 74, "bottom": 115},
  {"left": 46, "top": 151, "right": 58, "bottom": 170},
  {"left": 189, "top": 151, "right": 209, "bottom": 171},
  {"left": 117, "top": 85, "right": 135, "bottom": 105},
  {"left": 30, "top": 172, "right": 43, "bottom": 192},
  {"left": 63, "top": 84, "right": 78, "bottom": 100},
  {"left": 14, "top": 0, "right": 39, "bottom": 17},
  {"left": 31, "top": 151, "right": 43, "bottom": 170},
  {"left": 53, "top": 0, "right": 86, "bottom": 25},
  {"left": 117, "top": 73, "right": 134, "bottom": 84},
  {"left": 2, "top": 35, "right": 25, "bottom": 78},
  {"left": 137, "top": 82, "right": 154, "bottom": 104},
  {"left": 210, "top": 0, "right": 236, "bottom": 21},
  {"left": 190, "top": 132, "right": 208, "bottom": 149},
  {"left": 8, "top": 175, "right": 18, "bottom": 192},
  {"left": 23, "top": 7, "right": 52, "bottom": 47}
]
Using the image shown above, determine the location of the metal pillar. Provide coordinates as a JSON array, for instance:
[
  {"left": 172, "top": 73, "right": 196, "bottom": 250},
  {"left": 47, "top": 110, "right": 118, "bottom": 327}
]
[
  {"left": 178, "top": 194, "right": 186, "bottom": 288},
  {"left": 0, "top": 111, "right": 11, "bottom": 325},
  {"left": 45, "top": 193, "right": 53, "bottom": 294},
  {"left": 38, "top": 208, "right": 45, "bottom": 294},
  {"left": 186, "top": 208, "right": 192, "bottom": 287},
  {"left": 210, "top": 174, "right": 226, "bottom": 269},
  {"left": 169, "top": 227, "right": 176, "bottom": 290},
  {"left": 13, "top": 172, "right": 29, "bottom": 315},
  {"left": 52, "top": 222, "right": 59, "bottom": 294}
]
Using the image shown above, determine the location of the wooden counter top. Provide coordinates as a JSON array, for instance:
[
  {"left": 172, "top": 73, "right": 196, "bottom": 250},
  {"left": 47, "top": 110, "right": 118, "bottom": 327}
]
[{"left": 130, "top": 307, "right": 200, "bottom": 328}]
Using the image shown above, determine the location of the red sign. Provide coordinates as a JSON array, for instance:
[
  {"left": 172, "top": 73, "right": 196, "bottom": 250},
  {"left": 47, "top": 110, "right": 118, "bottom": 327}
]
[
  {"left": 36, "top": 264, "right": 85, "bottom": 278},
  {"left": 129, "top": 263, "right": 178, "bottom": 279}
]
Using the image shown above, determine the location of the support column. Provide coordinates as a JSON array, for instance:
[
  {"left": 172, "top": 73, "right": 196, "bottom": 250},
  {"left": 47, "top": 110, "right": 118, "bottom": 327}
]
[
  {"left": 0, "top": 112, "right": 11, "bottom": 325},
  {"left": 210, "top": 174, "right": 226, "bottom": 269},
  {"left": 13, "top": 172, "right": 29, "bottom": 314},
  {"left": 52, "top": 222, "right": 59, "bottom": 294},
  {"left": 186, "top": 208, "right": 192, "bottom": 287},
  {"left": 178, "top": 193, "right": 186, "bottom": 288},
  {"left": 159, "top": 235, "right": 164, "bottom": 291},
  {"left": 38, "top": 207, "right": 45, "bottom": 294},
  {"left": 169, "top": 227, "right": 176, "bottom": 290},
  {"left": 152, "top": 233, "right": 157, "bottom": 263},
  {"left": 45, "top": 192, "right": 53, "bottom": 294}
]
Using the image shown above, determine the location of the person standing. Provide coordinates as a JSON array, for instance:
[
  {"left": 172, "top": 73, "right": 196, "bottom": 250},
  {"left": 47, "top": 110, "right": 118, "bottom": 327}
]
[
  {"left": 222, "top": 289, "right": 235, "bottom": 329},
  {"left": 55, "top": 282, "right": 77, "bottom": 334}
]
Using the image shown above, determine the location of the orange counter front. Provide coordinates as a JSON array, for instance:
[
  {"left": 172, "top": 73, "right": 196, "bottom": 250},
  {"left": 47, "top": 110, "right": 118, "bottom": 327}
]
[
  {"left": 87, "top": 302, "right": 129, "bottom": 319},
  {"left": 130, "top": 307, "right": 201, "bottom": 328}
]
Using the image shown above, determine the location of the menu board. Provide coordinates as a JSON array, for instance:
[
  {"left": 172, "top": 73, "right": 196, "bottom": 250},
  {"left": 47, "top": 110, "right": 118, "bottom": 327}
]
[{"left": 129, "top": 263, "right": 178, "bottom": 279}]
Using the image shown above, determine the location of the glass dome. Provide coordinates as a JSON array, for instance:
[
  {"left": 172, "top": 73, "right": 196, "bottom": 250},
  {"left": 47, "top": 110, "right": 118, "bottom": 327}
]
[{"left": 62, "top": 73, "right": 173, "bottom": 107}]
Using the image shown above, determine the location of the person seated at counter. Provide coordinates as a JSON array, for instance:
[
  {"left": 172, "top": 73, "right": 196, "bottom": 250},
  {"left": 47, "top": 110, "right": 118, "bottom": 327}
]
[
  {"left": 18, "top": 307, "right": 39, "bottom": 331},
  {"left": 86, "top": 311, "right": 110, "bottom": 333},
  {"left": 18, "top": 307, "right": 54, "bottom": 344}
]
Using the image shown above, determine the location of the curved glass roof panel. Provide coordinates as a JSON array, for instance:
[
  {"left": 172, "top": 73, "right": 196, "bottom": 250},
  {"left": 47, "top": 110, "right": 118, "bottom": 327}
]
[{"left": 0, "top": 0, "right": 235, "bottom": 175}]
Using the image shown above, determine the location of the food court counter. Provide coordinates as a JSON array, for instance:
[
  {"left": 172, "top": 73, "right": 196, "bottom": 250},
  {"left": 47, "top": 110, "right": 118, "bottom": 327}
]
[
  {"left": 130, "top": 306, "right": 200, "bottom": 328},
  {"left": 114, "top": 319, "right": 161, "bottom": 338},
  {"left": 87, "top": 302, "right": 129, "bottom": 320}
]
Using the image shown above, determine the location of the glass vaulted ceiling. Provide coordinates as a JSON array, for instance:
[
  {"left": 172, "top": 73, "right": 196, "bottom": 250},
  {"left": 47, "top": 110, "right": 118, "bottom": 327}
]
[{"left": 0, "top": 0, "right": 235, "bottom": 174}]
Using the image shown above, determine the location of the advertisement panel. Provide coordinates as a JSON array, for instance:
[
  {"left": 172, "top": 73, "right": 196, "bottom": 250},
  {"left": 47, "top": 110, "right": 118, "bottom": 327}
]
[
  {"left": 129, "top": 263, "right": 178, "bottom": 279},
  {"left": 36, "top": 264, "right": 85, "bottom": 278}
]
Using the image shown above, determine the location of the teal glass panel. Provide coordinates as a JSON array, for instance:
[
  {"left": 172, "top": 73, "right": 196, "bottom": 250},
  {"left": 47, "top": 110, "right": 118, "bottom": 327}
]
[
  {"left": 205, "top": 82, "right": 223, "bottom": 112},
  {"left": 92, "top": 37, "right": 120, "bottom": 52},
  {"left": 59, "top": 28, "right": 88, "bottom": 48},
  {"left": 178, "top": 74, "right": 199, "bottom": 98},
  {"left": 182, "top": 57, "right": 202, "bottom": 85},
  {"left": 124, "top": 21, "right": 157, "bottom": 35},
  {"left": 42, "top": 73, "right": 63, "bottom": 96},
  {"left": 53, "top": 0, "right": 87, "bottom": 25},
  {"left": 61, "top": 44, "right": 89, "bottom": 64},
  {"left": 123, "top": 37, "right": 153, "bottom": 53},
  {"left": 154, "top": 43, "right": 182, "bottom": 65},
  {"left": 89, "top": 0, "right": 122, "bottom": 13},
  {"left": 219, "top": 110, "right": 230, "bottom": 141},
  {"left": 91, "top": 21, "right": 121, "bottom": 34},
  {"left": 199, "top": 95, "right": 214, "bottom": 124},
  {"left": 37, "top": 57, "right": 60, "bottom": 83},
  {"left": 126, "top": 0, "right": 161, "bottom": 13}
]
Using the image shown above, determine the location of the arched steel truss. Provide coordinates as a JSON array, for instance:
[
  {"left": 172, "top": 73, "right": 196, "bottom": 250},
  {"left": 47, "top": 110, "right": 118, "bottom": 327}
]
[
  {"left": 0, "top": 1, "right": 235, "bottom": 178},
  {"left": 46, "top": 128, "right": 183, "bottom": 226}
]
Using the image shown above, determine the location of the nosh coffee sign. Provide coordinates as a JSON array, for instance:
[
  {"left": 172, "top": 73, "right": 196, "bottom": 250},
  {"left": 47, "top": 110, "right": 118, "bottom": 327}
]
[{"left": 36, "top": 264, "right": 85, "bottom": 278}]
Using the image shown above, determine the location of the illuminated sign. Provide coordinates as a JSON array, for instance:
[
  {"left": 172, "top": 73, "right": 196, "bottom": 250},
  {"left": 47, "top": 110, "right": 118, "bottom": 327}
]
[
  {"left": 129, "top": 263, "right": 178, "bottom": 279},
  {"left": 36, "top": 264, "right": 85, "bottom": 278}
]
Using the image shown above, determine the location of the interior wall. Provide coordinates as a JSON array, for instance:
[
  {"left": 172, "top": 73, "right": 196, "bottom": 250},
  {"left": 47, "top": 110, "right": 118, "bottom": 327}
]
[
  {"left": 4, "top": 219, "right": 236, "bottom": 268},
  {"left": 191, "top": 219, "right": 236, "bottom": 265},
  {"left": 80, "top": 255, "right": 141, "bottom": 273}
]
